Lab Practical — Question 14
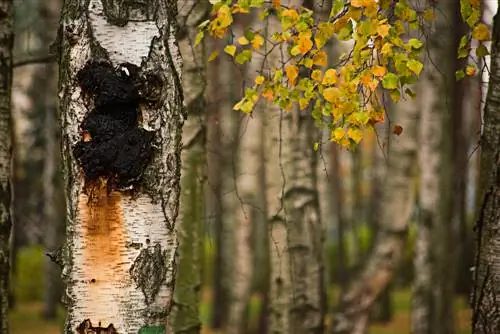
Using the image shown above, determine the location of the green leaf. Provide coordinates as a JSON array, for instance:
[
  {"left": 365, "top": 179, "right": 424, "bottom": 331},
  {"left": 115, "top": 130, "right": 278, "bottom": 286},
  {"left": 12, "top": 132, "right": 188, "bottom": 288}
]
[
  {"left": 407, "top": 38, "right": 423, "bottom": 50},
  {"left": 139, "top": 326, "right": 165, "bottom": 334},
  {"left": 476, "top": 44, "right": 489, "bottom": 57},
  {"left": 235, "top": 49, "right": 253, "bottom": 64},
  {"left": 455, "top": 69, "right": 465, "bottom": 81},
  {"left": 194, "top": 31, "right": 204, "bottom": 47},
  {"left": 407, "top": 59, "right": 423, "bottom": 75},
  {"left": 382, "top": 73, "right": 399, "bottom": 89}
]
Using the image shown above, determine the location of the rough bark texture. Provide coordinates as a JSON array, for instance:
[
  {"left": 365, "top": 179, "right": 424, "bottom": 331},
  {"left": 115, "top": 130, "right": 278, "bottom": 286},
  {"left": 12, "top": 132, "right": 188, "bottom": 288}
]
[
  {"left": 412, "top": 61, "right": 439, "bottom": 334},
  {"left": 266, "top": 68, "right": 325, "bottom": 334},
  {"left": 58, "top": 0, "right": 184, "bottom": 332},
  {"left": 471, "top": 6, "right": 500, "bottom": 333},
  {"left": 0, "top": 0, "right": 12, "bottom": 332},
  {"left": 168, "top": 1, "right": 208, "bottom": 332},
  {"left": 331, "top": 90, "right": 418, "bottom": 334},
  {"left": 282, "top": 112, "right": 324, "bottom": 334}
]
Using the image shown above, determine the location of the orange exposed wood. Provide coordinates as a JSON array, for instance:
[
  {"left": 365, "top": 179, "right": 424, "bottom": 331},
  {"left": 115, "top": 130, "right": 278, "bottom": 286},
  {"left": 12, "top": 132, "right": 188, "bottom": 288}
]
[{"left": 78, "top": 179, "right": 126, "bottom": 284}]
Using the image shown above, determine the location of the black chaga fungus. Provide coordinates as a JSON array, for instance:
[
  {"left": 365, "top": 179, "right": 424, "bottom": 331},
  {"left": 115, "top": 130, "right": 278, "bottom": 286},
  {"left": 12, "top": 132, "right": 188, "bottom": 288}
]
[{"left": 74, "top": 60, "right": 155, "bottom": 189}]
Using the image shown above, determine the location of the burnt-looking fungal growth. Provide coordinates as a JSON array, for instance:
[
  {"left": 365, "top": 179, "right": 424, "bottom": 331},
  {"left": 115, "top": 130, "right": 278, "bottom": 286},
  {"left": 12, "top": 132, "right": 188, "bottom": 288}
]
[
  {"left": 77, "top": 319, "right": 118, "bottom": 334},
  {"left": 74, "top": 60, "right": 155, "bottom": 189}
]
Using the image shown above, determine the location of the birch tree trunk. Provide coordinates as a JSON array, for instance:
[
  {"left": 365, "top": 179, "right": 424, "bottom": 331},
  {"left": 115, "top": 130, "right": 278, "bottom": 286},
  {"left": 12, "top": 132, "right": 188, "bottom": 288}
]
[
  {"left": 266, "top": 67, "right": 325, "bottom": 334},
  {"left": 412, "top": 1, "right": 457, "bottom": 332},
  {"left": 0, "top": 0, "right": 13, "bottom": 332},
  {"left": 58, "top": 1, "right": 184, "bottom": 332},
  {"left": 471, "top": 5, "right": 500, "bottom": 332},
  {"left": 40, "top": 0, "right": 64, "bottom": 319},
  {"left": 331, "top": 91, "right": 418, "bottom": 334},
  {"left": 168, "top": 1, "right": 208, "bottom": 332}
]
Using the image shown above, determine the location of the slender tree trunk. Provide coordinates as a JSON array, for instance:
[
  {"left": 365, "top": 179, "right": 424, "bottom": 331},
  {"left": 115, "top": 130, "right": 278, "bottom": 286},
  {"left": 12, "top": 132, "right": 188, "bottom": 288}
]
[
  {"left": 412, "top": 1, "right": 457, "bottom": 332},
  {"left": 209, "top": 39, "right": 240, "bottom": 331},
  {"left": 168, "top": 1, "right": 209, "bottom": 332},
  {"left": 206, "top": 39, "right": 224, "bottom": 330},
  {"left": 330, "top": 144, "right": 347, "bottom": 289},
  {"left": 40, "top": 0, "right": 64, "bottom": 320},
  {"left": 350, "top": 148, "right": 364, "bottom": 263},
  {"left": 58, "top": 1, "right": 184, "bottom": 332},
  {"left": 331, "top": 88, "right": 418, "bottom": 334},
  {"left": 0, "top": 0, "right": 13, "bottom": 332},
  {"left": 471, "top": 5, "right": 500, "bottom": 333}
]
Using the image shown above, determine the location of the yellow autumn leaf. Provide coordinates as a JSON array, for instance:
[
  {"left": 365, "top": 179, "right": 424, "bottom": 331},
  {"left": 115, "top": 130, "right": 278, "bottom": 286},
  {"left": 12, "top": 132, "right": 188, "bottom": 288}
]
[
  {"left": 347, "top": 128, "right": 363, "bottom": 144},
  {"left": 299, "top": 98, "right": 310, "bottom": 110},
  {"left": 351, "top": 0, "right": 376, "bottom": 8},
  {"left": 368, "top": 78, "right": 379, "bottom": 91},
  {"left": 252, "top": 34, "right": 264, "bottom": 49},
  {"left": 281, "top": 8, "right": 299, "bottom": 21},
  {"left": 472, "top": 23, "right": 490, "bottom": 41},
  {"left": 210, "top": 5, "right": 233, "bottom": 38},
  {"left": 322, "top": 69, "right": 338, "bottom": 86},
  {"left": 224, "top": 45, "right": 237, "bottom": 56},
  {"left": 313, "top": 51, "right": 327, "bottom": 67},
  {"left": 296, "top": 32, "right": 313, "bottom": 55},
  {"left": 262, "top": 88, "right": 274, "bottom": 101},
  {"left": 272, "top": 0, "right": 281, "bottom": 8},
  {"left": 285, "top": 65, "right": 299, "bottom": 86},
  {"left": 323, "top": 87, "right": 340, "bottom": 103},
  {"left": 238, "top": 36, "right": 250, "bottom": 45},
  {"left": 377, "top": 24, "right": 391, "bottom": 38},
  {"left": 332, "top": 128, "right": 345, "bottom": 141},
  {"left": 381, "top": 42, "right": 393, "bottom": 55},
  {"left": 371, "top": 65, "right": 386, "bottom": 77},
  {"left": 360, "top": 73, "right": 372, "bottom": 87},
  {"left": 465, "top": 65, "right": 476, "bottom": 76},
  {"left": 311, "top": 69, "right": 323, "bottom": 82},
  {"left": 255, "top": 75, "right": 265, "bottom": 85},
  {"left": 208, "top": 50, "right": 219, "bottom": 61}
]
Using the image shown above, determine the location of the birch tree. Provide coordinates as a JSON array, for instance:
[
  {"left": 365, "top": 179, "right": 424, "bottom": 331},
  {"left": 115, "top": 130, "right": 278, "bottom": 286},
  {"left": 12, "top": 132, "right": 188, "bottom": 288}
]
[
  {"left": 57, "top": 0, "right": 184, "bottom": 332},
  {"left": 168, "top": 1, "right": 208, "bottom": 332},
  {"left": 412, "top": 0, "right": 458, "bottom": 332},
  {"left": 471, "top": 3, "right": 500, "bottom": 332},
  {"left": 0, "top": 0, "right": 13, "bottom": 332}
]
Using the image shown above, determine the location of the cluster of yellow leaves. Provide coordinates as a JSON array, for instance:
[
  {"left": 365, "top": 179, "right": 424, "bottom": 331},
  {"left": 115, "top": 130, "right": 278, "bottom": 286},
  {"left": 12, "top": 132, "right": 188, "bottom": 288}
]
[
  {"left": 456, "top": 0, "right": 490, "bottom": 80},
  {"left": 198, "top": 0, "right": 489, "bottom": 149}
]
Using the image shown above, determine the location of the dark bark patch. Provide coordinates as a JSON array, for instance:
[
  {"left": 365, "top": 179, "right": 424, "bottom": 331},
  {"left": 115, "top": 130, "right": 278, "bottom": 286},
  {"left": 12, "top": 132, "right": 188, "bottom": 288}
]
[
  {"left": 77, "top": 319, "right": 117, "bottom": 333},
  {"left": 74, "top": 60, "right": 155, "bottom": 190},
  {"left": 130, "top": 243, "right": 167, "bottom": 304}
]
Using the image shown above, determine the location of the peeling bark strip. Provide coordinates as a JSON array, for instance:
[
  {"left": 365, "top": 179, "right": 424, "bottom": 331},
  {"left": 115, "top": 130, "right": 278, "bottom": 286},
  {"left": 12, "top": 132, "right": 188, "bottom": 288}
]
[
  {"left": 58, "top": 0, "right": 184, "bottom": 333},
  {"left": 0, "top": 0, "right": 12, "bottom": 333}
]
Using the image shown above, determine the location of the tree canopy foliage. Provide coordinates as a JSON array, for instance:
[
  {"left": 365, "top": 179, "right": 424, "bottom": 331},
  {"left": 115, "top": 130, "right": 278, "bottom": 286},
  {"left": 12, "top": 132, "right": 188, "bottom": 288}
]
[{"left": 197, "top": 0, "right": 488, "bottom": 149}]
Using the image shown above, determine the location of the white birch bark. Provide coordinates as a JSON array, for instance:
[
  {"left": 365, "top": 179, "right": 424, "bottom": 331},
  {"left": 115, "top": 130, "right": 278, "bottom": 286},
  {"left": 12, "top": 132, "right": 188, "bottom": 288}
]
[
  {"left": 0, "top": 0, "right": 13, "bottom": 332},
  {"left": 58, "top": 1, "right": 184, "bottom": 332}
]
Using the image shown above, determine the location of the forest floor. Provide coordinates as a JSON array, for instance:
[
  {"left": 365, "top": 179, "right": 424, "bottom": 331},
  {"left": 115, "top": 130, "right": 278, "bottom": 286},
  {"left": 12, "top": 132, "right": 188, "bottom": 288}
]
[{"left": 10, "top": 289, "right": 471, "bottom": 334}]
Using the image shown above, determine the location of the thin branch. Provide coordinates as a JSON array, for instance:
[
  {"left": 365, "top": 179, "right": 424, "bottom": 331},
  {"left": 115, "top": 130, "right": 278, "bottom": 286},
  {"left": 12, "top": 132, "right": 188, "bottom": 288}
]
[{"left": 13, "top": 54, "right": 55, "bottom": 68}]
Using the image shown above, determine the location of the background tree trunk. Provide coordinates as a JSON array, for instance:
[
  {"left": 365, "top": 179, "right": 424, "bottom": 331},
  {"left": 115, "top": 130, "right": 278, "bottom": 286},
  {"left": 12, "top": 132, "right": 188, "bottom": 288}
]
[
  {"left": 331, "top": 91, "right": 418, "bottom": 334},
  {"left": 58, "top": 0, "right": 184, "bottom": 332},
  {"left": 168, "top": 1, "right": 209, "bottom": 332},
  {"left": 40, "top": 0, "right": 64, "bottom": 320},
  {"left": 0, "top": 0, "right": 13, "bottom": 332},
  {"left": 471, "top": 5, "right": 500, "bottom": 333}
]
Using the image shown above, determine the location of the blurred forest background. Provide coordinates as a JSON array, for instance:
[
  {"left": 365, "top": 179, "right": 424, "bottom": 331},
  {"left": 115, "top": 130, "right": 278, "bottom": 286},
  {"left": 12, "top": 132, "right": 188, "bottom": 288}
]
[{"left": 7, "top": 0, "right": 496, "bottom": 333}]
